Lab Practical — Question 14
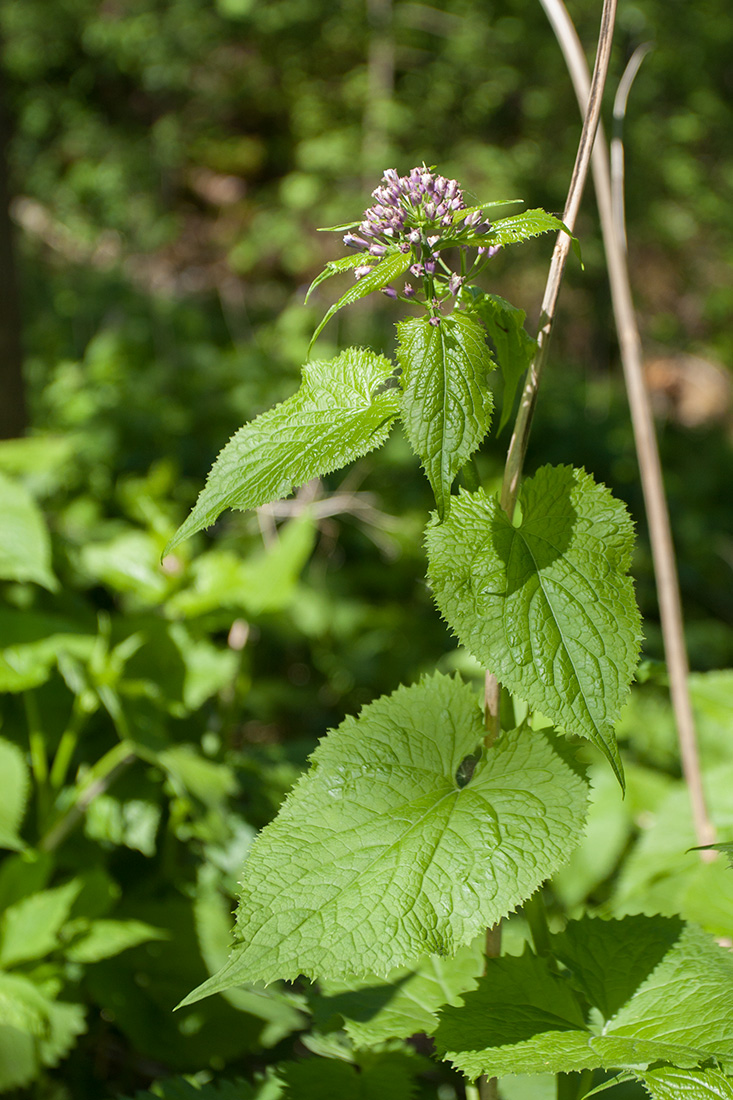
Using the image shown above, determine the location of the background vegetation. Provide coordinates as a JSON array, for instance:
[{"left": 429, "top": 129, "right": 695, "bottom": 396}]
[{"left": 0, "top": 1, "right": 731, "bottom": 1097}]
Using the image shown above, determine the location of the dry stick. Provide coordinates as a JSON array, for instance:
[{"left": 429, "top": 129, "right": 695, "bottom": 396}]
[
  {"left": 476, "top": 13, "right": 618, "bottom": 1100},
  {"left": 538, "top": 0, "right": 715, "bottom": 852},
  {"left": 500, "top": 0, "right": 617, "bottom": 520}
]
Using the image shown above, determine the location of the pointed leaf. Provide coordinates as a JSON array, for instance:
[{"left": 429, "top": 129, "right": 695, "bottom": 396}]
[
  {"left": 427, "top": 466, "right": 642, "bottom": 783},
  {"left": 309, "top": 250, "right": 412, "bottom": 348},
  {"left": 0, "top": 879, "right": 83, "bottom": 967},
  {"left": 167, "top": 348, "right": 399, "bottom": 552},
  {"left": 436, "top": 920, "right": 733, "bottom": 1079},
  {"left": 179, "top": 673, "right": 587, "bottom": 1000},
  {"left": 470, "top": 293, "right": 537, "bottom": 432},
  {"left": 487, "top": 209, "right": 569, "bottom": 248},
  {"left": 397, "top": 314, "right": 495, "bottom": 519},
  {"left": 305, "top": 254, "right": 368, "bottom": 304}
]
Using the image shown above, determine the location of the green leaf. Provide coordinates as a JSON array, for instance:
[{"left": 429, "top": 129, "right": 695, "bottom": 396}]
[
  {"left": 179, "top": 672, "right": 587, "bottom": 999},
  {"left": 119, "top": 1079, "right": 277, "bottom": 1100},
  {"left": 427, "top": 466, "right": 642, "bottom": 784},
  {"left": 315, "top": 939, "right": 484, "bottom": 1046},
  {"left": 488, "top": 208, "right": 569, "bottom": 248},
  {"left": 0, "top": 472, "right": 58, "bottom": 590},
  {"left": 305, "top": 254, "right": 368, "bottom": 303},
  {"left": 65, "top": 919, "right": 168, "bottom": 963},
  {"left": 639, "top": 1067, "right": 733, "bottom": 1099},
  {"left": 435, "top": 920, "right": 733, "bottom": 1079},
  {"left": 470, "top": 293, "right": 537, "bottom": 432},
  {"left": 396, "top": 314, "right": 495, "bottom": 519},
  {"left": 0, "top": 973, "right": 50, "bottom": 1034},
  {"left": 166, "top": 348, "right": 400, "bottom": 552},
  {"left": 0, "top": 880, "right": 83, "bottom": 967},
  {"left": 689, "top": 842, "right": 733, "bottom": 869},
  {"left": 309, "top": 251, "right": 413, "bottom": 348},
  {"left": 280, "top": 1049, "right": 422, "bottom": 1100},
  {"left": 0, "top": 738, "right": 30, "bottom": 851},
  {"left": 549, "top": 915, "right": 684, "bottom": 1020}
]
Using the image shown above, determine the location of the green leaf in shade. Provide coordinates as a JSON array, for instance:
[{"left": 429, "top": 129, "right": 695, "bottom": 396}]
[
  {"left": 0, "top": 472, "right": 57, "bottom": 590},
  {"left": 0, "top": 739, "right": 30, "bottom": 851},
  {"left": 435, "top": 919, "right": 733, "bottom": 1080},
  {"left": 639, "top": 1067, "right": 733, "bottom": 1099},
  {"left": 65, "top": 919, "right": 168, "bottom": 963},
  {"left": 166, "top": 348, "right": 399, "bottom": 552},
  {"left": 305, "top": 253, "right": 369, "bottom": 303},
  {"left": 179, "top": 673, "right": 587, "bottom": 1000},
  {"left": 309, "top": 250, "right": 412, "bottom": 348},
  {"left": 427, "top": 465, "right": 642, "bottom": 784},
  {"left": 280, "top": 1049, "right": 423, "bottom": 1100},
  {"left": 314, "top": 938, "right": 484, "bottom": 1046},
  {"left": 396, "top": 313, "right": 495, "bottom": 519},
  {"left": 549, "top": 914, "right": 684, "bottom": 1021},
  {"left": 470, "top": 293, "right": 537, "bottom": 432},
  {"left": 0, "top": 880, "right": 83, "bottom": 967}
]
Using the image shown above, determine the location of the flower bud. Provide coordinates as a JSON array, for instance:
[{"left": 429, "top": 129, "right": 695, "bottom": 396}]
[{"left": 381, "top": 286, "right": 398, "bottom": 299}]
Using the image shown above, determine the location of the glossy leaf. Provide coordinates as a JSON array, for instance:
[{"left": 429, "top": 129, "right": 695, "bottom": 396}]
[
  {"left": 167, "top": 348, "right": 400, "bottom": 552},
  {"left": 427, "top": 465, "right": 642, "bottom": 783},
  {"left": 397, "top": 313, "right": 495, "bottom": 519},
  {"left": 309, "top": 250, "right": 412, "bottom": 348}
]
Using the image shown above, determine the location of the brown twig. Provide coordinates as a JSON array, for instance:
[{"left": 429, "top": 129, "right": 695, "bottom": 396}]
[{"left": 538, "top": 0, "right": 715, "bottom": 851}]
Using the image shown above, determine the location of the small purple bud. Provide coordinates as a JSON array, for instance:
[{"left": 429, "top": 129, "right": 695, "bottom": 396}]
[
  {"left": 403, "top": 283, "right": 416, "bottom": 298},
  {"left": 420, "top": 172, "right": 432, "bottom": 190},
  {"left": 383, "top": 227, "right": 394, "bottom": 237},
  {"left": 400, "top": 241, "right": 411, "bottom": 253},
  {"left": 449, "top": 273, "right": 464, "bottom": 295},
  {"left": 410, "top": 263, "right": 424, "bottom": 277},
  {"left": 450, "top": 197, "right": 463, "bottom": 210},
  {"left": 381, "top": 286, "right": 398, "bottom": 299},
  {"left": 343, "top": 233, "right": 367, "bottom": 249},
  {"left": 429, "top": 316, "right": 441, "bottom": 326},
  {"left": 423, "top": 201, "right": 436, "bottom": 219},
  {"left": 360, "top": 223, "right": 375, "bottom": 237},
  {"left": 355, "top": 264, "right": 374, "bottom": 279},
  {"left": 369, "top": 242, "right": 387, "bottom": 256},
  {"left": 444, "top": 180, "right": 458, "bottom": 200},
  {"left": 424, "top": 259, "right": 436, "bottom": 275},
  {"left": 408, "top": 229, "right": 421, "bottom": 244},
  {"left": 441, "top": 215, "right": 453, "bottom": 226},
  {"left": 477, "top": 245, "right": 500, "bottom": 258},
  {"left": 427, "top": 235, "right": 440, "bottom": 247},
  {"left": 383, "top": 168, "right": 399, "bottom": 184},
  {"left": 464, "top": 211, "right": 481, "bottom": 227}
]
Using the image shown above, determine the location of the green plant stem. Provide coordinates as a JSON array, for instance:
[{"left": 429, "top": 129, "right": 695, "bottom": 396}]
[
  {"left": 524, "top": 890, "right": 553, "bottom": 957},
  {"left": 49, "top": 699, "right": 87, "bottom": 790},
  {"left": 23, "top": 690, "right": 50, "bottom": 826},
  {"left": 557, "top": 1069, "right": 594, "bottom": 1100},
  {"left": 500, "top": 0, "right": 617, "bottom": 520},
  {"left": 39, "top": 740, "right": 136, "bottom": 853}
]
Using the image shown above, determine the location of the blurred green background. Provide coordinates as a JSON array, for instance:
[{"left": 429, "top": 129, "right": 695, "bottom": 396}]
[{"left": 0, "top": 1, "right": 731, "bottom": 1097}]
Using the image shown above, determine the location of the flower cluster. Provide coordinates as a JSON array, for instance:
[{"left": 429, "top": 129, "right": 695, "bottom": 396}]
[{"left": 342, "top": 166, "right": 497, "bottom": 313}]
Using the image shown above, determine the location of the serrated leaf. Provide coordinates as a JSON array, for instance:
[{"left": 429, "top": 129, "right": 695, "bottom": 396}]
[
  {"left": 488, "top": 209, "right": 568, "bottom": 248},
  {"left": 0, "top": 738, "right": 30, "bottom": 851},
  {"left": 639, "top": 1067, "right": 733, "bottom": 1099},
  {"left": 435, "top": 920, "right": 733, "bottom": 1079},
  {"left": 397, "top": 314, "right": 495, "bottom": 519},
  {"left": 0, "top": 472, "right": 58, "bottom": 590},
  {"left": 470, "top": 293, "right": 537, "bottom": 432},
  {"left": 689, "top": 842, "right": 733, "bottom": 869},
  {"left": 0, "top": 879, "right": 83, "bottom": 967},
  {"left": 305, "top": 254, "right": 368, "bottom": 303},
  {"left": 167, "top": 348, "right": 399, "bottom": 552},
  {"left": 549, "top": 915, "right": 684, "bottom": 1020},
  {"left": 427, "top": 466, "right": 642, "bottom": 784},
  {"left": 315, "top": 938, "right": 484, "bottom": 1045},
  {"left": 179, "top": 673, "right": 587, "bottom": 1000},
  {"left": 119, "top": 1078, "right": 272, "bottom": 1100},
  {"left": 309, "top": 251, "right": 412, "bottom": 348}
]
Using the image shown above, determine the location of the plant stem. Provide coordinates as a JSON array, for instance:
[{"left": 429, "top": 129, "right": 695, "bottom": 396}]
[
  {"left": 49, "top": 698, "right": 87, "bottom": 790},
  {"left": 500, "top": 0, "right": 617, "bottom": 520},
  {"left": 524, "top": 890, "right": 552, "bottom": 957},
  {"left": 538, "top": 0, "right": 715, "bottom": 853},
  {"left": 24, "top": 690, "right": 50, "bottom": 825},
  {"left": 39, "top": 740, "right": 136, "bottom": 853}
]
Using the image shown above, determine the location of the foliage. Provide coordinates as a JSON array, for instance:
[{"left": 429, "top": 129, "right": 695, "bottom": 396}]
[{"left": 0, "top": 3, "right": 731, "bottom": 1099}]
